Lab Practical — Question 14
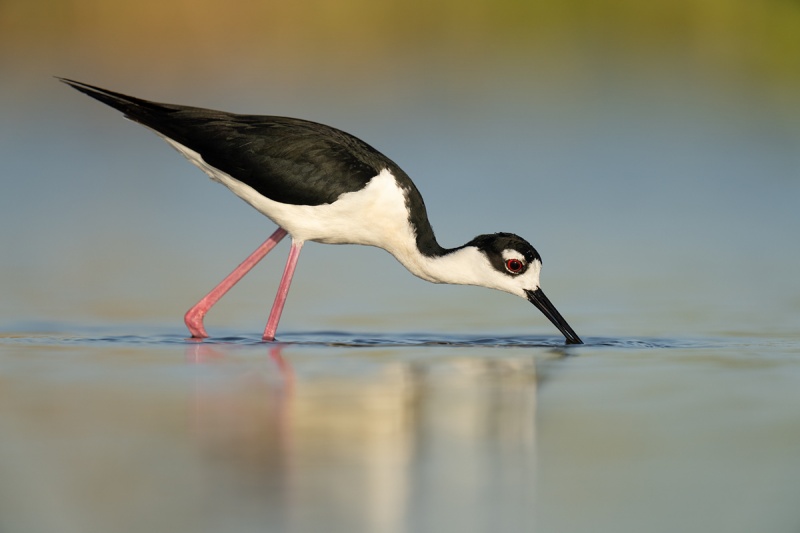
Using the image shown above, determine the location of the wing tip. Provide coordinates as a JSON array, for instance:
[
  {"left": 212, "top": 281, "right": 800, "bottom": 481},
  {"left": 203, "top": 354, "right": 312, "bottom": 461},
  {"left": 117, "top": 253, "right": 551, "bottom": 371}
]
[{"left": 57, "top": 76, "right": 163, "bottom": 123}]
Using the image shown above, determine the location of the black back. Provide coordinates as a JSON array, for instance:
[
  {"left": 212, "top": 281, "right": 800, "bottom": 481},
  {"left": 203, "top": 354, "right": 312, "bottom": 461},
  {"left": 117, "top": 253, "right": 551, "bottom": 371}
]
[{"left": 61, "top": 78, "right": 444, "bottom": 255}]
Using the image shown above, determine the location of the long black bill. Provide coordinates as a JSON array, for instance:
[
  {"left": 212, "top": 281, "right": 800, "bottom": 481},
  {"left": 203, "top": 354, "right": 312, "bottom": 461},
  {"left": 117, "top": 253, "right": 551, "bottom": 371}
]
[{"left": 525, "top": 288, "right": 583, "bottom": 345}]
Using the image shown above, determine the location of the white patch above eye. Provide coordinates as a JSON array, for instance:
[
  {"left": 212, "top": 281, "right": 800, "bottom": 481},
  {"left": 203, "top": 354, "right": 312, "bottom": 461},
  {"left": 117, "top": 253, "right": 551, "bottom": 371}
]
[{"left": 501, "top": 249, "right": 526, "bottom": 263}]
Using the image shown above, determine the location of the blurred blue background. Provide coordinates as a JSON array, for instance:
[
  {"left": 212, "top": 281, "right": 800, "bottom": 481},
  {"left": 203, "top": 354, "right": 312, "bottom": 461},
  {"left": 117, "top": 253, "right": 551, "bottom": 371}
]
[{"left": 2, "top": 0, "right": 799, "bottom": 339}]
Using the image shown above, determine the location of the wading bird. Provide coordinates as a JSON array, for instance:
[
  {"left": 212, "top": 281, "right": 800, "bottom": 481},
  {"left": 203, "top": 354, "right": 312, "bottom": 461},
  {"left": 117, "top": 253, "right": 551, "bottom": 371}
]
[{"left": 62, "top": 78, "right": 582, "bottom": 344}]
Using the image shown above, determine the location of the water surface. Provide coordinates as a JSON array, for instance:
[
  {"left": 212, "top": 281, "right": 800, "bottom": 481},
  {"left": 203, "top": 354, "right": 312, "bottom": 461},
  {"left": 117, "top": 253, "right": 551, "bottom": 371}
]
[{"left": 1, "top": 328, "right": 798, "bottom": 533}]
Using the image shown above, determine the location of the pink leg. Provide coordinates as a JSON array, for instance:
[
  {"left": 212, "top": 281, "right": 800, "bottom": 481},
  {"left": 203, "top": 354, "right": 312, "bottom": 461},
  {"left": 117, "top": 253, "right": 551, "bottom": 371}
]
[
  {"left": 263, "top": 240, "right": 304, "bottom": 341},
  {"left": 184, "top": 227, "right": 288, "bottom": 338}
]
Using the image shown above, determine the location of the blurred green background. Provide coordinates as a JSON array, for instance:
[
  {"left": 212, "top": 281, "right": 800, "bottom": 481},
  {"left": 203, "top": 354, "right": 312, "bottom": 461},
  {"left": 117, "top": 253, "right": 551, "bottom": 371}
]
[{"left": 3, "top": 0, "right": 799, "bottom": 94}]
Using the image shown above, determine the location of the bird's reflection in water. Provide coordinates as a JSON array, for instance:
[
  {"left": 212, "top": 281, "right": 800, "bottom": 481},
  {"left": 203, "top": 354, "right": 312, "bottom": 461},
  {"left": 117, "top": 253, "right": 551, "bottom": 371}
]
[{"left": 184, "top": 342, "right": 540, "bottom": 532}]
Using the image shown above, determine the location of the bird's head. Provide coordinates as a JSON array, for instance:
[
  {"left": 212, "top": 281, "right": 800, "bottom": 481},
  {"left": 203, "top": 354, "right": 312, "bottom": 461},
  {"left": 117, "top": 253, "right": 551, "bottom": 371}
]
[{"left": 463, "top": 233, "right": 583, "bottom": 344}]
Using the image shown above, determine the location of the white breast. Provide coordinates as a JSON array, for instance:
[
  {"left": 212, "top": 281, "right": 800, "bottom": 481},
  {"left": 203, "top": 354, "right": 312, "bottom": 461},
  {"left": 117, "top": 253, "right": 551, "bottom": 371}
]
[{"left": 160, "top": 135, "right": 418, "bottom": 246}]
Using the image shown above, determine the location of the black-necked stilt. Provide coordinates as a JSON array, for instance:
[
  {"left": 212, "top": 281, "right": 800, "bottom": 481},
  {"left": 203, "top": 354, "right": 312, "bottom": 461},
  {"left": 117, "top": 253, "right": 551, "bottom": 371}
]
[{"left": 61, "top": 78, "right": 583, "bottom": 345}]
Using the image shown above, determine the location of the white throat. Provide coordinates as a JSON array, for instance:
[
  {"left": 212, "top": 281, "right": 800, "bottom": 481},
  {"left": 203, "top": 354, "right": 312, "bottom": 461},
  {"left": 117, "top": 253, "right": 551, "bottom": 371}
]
[
  {"left": 396, "top": 248, "right": 542, "bottom": 299},
  {"left": 395, "top": 246, "right": 486, "bottom": 285}
]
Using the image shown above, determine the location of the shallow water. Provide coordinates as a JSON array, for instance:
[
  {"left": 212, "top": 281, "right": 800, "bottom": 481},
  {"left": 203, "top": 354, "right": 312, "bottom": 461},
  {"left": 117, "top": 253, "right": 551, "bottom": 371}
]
[
  {"left": 3, "top": 44, "right": 800, "bottom": 532},
  {"left": 1, "top": 328, "right": 799, "bottom": 533}
]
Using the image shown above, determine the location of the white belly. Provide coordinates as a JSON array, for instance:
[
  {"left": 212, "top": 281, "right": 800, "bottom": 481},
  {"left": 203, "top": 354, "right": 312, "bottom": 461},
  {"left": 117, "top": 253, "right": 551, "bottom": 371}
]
[
  {"left": 225, "top": 167, "right": 415, "bottom": 249},
  {"left": 161, "top": 135, "right": 418, "bottom": 250}
]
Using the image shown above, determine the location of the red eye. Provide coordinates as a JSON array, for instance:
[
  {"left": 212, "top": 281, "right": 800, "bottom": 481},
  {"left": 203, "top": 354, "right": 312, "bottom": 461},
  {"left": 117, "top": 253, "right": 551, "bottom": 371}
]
[{"left": 505, "top": 259, "right": 524, "bottom": 274}]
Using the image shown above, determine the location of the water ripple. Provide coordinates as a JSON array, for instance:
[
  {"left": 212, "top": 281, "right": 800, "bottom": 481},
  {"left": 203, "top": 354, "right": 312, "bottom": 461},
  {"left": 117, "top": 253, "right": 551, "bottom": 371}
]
[{"left": 0, "top": 328, "right": 726, "bottom": 350}]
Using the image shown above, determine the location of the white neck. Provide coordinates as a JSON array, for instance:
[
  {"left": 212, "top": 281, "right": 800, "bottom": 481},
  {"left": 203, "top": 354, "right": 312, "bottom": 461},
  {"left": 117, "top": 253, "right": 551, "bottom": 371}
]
[
  {"left": 389, "top": 245, "right": 491, "bottom": 287},
  {"left": 385, "top": 242, "right": 541, "bottom": 299}
]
